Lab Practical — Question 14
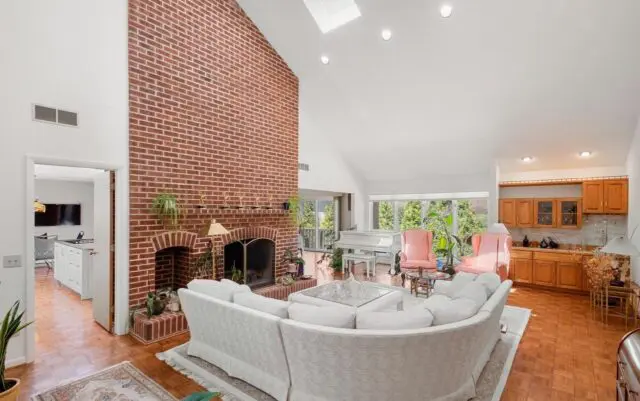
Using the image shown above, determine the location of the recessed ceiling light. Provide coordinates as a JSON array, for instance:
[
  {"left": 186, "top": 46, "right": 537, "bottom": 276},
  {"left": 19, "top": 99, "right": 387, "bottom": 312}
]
[
  {"left": 320, "top": 55, "right": 330, "bottom": 65},
  {"left": 579, "top": 151, "right": 592, "bottom": 158},
  {"left": 440, "top": 4, "right": 453, "bottom": 18},
  {"left": 381, "top": 29, "right": 392, "bottom": 41},
  {"left": 521, "top": 156, "right": 534, "bottom": 163}
]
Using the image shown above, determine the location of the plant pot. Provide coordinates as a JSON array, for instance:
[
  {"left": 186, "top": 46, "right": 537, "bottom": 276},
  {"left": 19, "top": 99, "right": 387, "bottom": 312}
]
[
  {"left": 152, "top": 299, "right": 166, "bottom": 315},
  {"left": 0, "top": 379, "right": 21, "bottom": 401},
  {"left": 332, "top": 271, "right": 344, "bottom": 278}
]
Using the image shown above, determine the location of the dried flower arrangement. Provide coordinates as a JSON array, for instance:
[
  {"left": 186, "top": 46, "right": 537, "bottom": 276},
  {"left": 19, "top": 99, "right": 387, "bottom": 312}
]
[{"left": 584, "top": 253, "right": 615, "bottom": 290}]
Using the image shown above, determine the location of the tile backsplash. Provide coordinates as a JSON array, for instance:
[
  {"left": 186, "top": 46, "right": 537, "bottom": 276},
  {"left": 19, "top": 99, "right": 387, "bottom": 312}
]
[{"left": 509, "top": 215, "right": 627, "bottom": 247}]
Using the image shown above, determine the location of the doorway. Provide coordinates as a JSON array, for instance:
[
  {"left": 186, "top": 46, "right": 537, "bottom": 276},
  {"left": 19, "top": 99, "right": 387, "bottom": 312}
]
[{"left": 26, "top": 160, "right": 119, "bottom": 364}]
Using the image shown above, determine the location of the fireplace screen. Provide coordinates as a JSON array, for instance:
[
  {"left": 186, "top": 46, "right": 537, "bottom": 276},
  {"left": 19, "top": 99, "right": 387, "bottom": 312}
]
[{"left": 223, "top": 238, "right": 275, "bottom": 288}]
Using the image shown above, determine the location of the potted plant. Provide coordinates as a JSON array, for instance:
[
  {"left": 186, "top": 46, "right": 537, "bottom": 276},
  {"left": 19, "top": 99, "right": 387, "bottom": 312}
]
[
  {"left": 284, "top": 195, "right": 301, "bottom": 225},
  {"left": 282, "top": 249, "right": 305, "bottom": 277},
  {"left": 329, "top": 246, "right": 344, "bottom": 276},
  {"left": 424, "top": 210, "right": 462, "bottom": 275},
  {"left": 151, "top": 192, "right": 183, "bottom": 228},
  {"left": 1, "top": 293, "right": 33, "bottom": 401}
]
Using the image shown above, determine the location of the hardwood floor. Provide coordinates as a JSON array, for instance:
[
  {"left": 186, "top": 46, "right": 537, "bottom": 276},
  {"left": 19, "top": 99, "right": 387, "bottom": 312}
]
[{"left": 8, "top": 261, "right": 629, "bottom": 400}]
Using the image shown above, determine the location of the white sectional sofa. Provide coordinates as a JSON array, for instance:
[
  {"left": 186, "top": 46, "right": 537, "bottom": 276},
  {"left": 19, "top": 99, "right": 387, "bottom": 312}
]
[{"left": 178, "top": 275, "right": 512, "bottom": 401}]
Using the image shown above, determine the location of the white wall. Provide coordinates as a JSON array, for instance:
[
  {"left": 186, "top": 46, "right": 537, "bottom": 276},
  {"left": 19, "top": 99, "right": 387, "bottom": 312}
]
[
  {"left": 34, "top": 180, "right": 94, "bottom": 240},
  {"left": 627, "top": 117, "right": 640, "bottom": 283},
  {"left": 298, "top": 107, "right": 368, "bottom": 230},
  {"left": 500, "top": 166, "right": 627, "bottom": 182},
  {"left": 0, "top": 0, "right": 128, "bottom": 365}
]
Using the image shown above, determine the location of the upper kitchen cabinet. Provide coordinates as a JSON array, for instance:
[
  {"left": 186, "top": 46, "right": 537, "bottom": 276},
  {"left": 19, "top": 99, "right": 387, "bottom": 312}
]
[
  {"left": 603, "top": 179, "right": 628, "bottom": 214},
  {"left": 499, "top": 199, "right": 516, "bottom": 227},
  {"left": 582, "top": 181, "right": 604, "bottom": 213},
  {"left": 582, "top": 179, "right": 628, "bottom": 214},
  {"left": 556, "top": 198, "right": 582, "bottom": 229},
  {"left": 516, "top": 199, "right": 534, "bottom": 228},
  {"left": 533, "top": 199, "right": 556, "bottom": 228}
]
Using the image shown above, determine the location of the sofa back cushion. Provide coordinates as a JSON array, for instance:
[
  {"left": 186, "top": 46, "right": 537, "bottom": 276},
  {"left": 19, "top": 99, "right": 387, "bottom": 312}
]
[
  {"left": 357, "top": 307, "right": 434, "bottom": 330},
  {"left": 425, "top": 297, "right": 480, "bottom": 326},
  {"left": 443, "top": 272, "right": 477, "bottom": 296},
  {"left": 234, "top": 292, "right": 290, "bottom": 319},
  {"left": 288, "top": 303, "right": 356, "bottom": 329},
  {"left": 452, "top": 281, "right": 488, "bottom": 307},
  {"left": 475, "top": 272, "right": 501, "bottom": 297},
  {"left": 187, "top": 279, "right": 250, "bottom": 302}
]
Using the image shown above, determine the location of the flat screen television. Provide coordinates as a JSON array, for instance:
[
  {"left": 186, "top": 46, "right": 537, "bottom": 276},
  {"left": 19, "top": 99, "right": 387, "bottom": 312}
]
[{"left": 35, "top": 204, "right": 82, "bottom": 226}]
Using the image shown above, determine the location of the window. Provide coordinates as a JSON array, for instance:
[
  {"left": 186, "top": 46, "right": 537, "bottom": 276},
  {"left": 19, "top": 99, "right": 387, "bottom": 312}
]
[
  {"left": 300, "top": 198, "right": 339, "bottom": 250},
  {"left": 370, "top": 196, "right": 488, "bottom": 258}
]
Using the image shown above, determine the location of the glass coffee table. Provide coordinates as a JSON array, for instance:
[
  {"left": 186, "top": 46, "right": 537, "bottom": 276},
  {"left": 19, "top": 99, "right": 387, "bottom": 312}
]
[
  {"left": 289, "top": 278, "right": 403, "bottom": 311},
  {"left": 406, "top": 271, "right": 451, "bottom": 298}
]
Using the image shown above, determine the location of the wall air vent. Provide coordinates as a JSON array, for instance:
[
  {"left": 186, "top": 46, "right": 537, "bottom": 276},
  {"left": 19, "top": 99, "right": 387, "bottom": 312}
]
[
  {"left": 298, "top": 163, "right": 310, "bottom": 172},
  {"left": 33, "top": 104, "right": 79, "bottom": 127}
]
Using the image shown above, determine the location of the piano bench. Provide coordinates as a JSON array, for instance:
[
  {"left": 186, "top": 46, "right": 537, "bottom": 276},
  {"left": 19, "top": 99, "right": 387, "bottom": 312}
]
[{"left": 342, "top": 253, "right": 377, "bottom": 278}]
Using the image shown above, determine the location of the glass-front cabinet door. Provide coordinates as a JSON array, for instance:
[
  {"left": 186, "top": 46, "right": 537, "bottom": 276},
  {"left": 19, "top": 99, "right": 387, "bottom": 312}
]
[
  {"left": 556, "top": 198, "right": 582, "bottom": 229},
  {"left": 533, "top": 199, "right": 556, "bottom": 228}
]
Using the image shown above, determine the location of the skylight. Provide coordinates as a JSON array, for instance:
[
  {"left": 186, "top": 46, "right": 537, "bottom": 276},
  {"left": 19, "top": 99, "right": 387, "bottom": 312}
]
[{"left": 303, "top": 0, "right": 362, "bottom": 34}]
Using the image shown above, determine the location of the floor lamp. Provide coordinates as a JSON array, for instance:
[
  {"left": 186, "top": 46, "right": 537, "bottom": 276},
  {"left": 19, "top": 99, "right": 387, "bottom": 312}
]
[
  {"left": 200, "top": 219, "right": 229, "bottom": 279},
  {"left": 487, "top": 223, "right": 510, "bottom": 276}
]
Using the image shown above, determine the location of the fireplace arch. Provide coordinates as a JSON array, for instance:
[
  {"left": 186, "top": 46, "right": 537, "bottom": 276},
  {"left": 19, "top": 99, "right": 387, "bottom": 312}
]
[{"left": 223, "top": 237, "right": 275, "bottom": 288}]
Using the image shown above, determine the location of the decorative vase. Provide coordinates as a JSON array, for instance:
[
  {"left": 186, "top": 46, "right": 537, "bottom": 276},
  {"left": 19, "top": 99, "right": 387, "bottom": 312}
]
[
  {"left": 282, "top": 202, "right": 290, "bottom": 210},
  {"left": 0, "top": 379, "right": 21, "bottom": 401},
  {"left": 153, "top": 298, "right": 166, "bottom": 315}
]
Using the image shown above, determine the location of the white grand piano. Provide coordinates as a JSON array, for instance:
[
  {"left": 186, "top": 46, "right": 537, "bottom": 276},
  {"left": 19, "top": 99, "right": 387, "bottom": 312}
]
[{"left": 334, "top": 230, "right": 401, "bottom": 265}]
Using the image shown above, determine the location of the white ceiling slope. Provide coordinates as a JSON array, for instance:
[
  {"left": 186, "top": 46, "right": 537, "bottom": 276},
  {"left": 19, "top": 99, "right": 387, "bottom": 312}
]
[{"left": 237, "top": 0, "right": 640, "bottom": 181}]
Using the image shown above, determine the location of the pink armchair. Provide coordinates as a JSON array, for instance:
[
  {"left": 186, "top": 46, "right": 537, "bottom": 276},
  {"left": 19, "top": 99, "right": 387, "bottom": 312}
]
[
  {"left": 456, "top": 233, "right": 512, "bottom": 280},
  {"left": 399, "top": 229, "right": 437, "bottom": 271}
]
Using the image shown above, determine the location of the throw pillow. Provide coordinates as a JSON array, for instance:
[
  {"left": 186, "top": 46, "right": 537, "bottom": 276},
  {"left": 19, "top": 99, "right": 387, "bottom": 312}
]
[
  {"left": 430, "top": 298, "right": 479, "bottom": 325},
  {"left": 220, "top": 279, "right": 252, "bottom": 294},
  {"left": 187, "top": 279, "right": 248, "bottom": 302},
  {"left": 288, "top": 303, "right": 356, "bottom": 329},
  {"left": 356, "top": 307, "right": 434, "bottom": 330},
  {"left": 475, "top": 273, "right": 501, "bottom": 297},
  {"left": 234, "top": 292, "right": 290, "bottom": 318},
  {"left": 452, "top": 281, "right": 487, "bottom": 307},
  {"left": 443, "top": 272, "right": 477, "bottom": 296}
]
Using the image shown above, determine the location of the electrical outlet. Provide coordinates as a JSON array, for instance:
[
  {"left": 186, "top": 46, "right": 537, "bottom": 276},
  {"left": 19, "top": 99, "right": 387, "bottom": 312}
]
[{"left": 3, "top": 255, "right": 22, "bottom": 268}]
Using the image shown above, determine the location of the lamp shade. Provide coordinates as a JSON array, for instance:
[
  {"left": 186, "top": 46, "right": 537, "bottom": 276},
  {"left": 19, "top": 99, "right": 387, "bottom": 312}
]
[
  {"left": 487, "top": 223, "right": 510, "bottom": 235},
  {"left": 200, "top": 219, "right": 229, "bottom": 236},
  {"left": 600, "top": 236, "right": 639, "bottom": 257}
]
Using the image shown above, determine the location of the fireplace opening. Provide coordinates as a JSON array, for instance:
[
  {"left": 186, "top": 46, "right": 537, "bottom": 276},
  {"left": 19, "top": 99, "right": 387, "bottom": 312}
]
[
  {"left": 223, "top": 238, "right": 275, "bottom": 288},
  {"left": 154, "top": 246, "right": 191, "bottom": 291}
]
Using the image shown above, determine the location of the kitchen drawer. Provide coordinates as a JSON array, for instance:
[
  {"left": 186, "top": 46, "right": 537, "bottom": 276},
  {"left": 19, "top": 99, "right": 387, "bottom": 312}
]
[
  {"left": 512, "top": 250, "right": 532, "bottom": 259},
  {"left": 533, "top": 251, "right": 579, "bottom": 263}
]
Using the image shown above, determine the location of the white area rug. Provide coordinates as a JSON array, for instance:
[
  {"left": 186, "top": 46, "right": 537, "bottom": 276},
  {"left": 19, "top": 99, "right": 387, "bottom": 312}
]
[
  {"left": 31, "top": 361, "right": 178, "bottom": 401},
  {"left": 157, "top": 289, "right": 531, "bottom": 401}
]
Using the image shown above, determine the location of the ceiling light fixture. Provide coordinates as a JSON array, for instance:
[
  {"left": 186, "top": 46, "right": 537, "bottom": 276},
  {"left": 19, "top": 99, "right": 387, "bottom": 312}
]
[
  {"left": 579, "top": 151, "right": 592, "bottom": 158},
  {"left": 381, "top": 29, "right": 392, "bottom": 41},
  {"left": 521, "top": 156, "right": 534, "bottom": 163},
  {"left": 320, "top": 55, "right": 330, "bottom": 65},
  {"left": 440, "top": 4, "right": 453, "bottom": 18}
]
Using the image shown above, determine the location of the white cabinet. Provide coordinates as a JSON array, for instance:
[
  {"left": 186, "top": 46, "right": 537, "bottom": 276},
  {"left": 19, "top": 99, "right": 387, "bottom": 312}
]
[{"left": 54, "top": 242, "right": 94, "bottom": 300}]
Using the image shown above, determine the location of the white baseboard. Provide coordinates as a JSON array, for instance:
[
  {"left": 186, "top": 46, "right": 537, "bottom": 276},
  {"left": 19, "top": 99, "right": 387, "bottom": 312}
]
[{"left": 6, "top": 356, "right": 26, "bottom": 369}]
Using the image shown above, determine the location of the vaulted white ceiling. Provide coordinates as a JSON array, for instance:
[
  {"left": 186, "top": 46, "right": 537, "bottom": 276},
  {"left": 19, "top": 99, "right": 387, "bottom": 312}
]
[{"left": 237, "top": 0, "right": 640, "bottom": 181}]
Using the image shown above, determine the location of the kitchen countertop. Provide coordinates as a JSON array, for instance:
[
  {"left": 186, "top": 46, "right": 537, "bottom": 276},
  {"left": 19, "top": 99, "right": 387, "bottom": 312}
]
[
  {"left": 512, "top": 246, "right": 595, "bottom": 255},
  {"left": 55, "top": 239, "right": 95, "bottom": 251}
]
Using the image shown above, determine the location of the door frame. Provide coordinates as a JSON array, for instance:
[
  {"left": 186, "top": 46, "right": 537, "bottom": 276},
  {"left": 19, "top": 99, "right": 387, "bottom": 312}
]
[{"left": 24, "top": 155, "right": 129, "bottom": 363}]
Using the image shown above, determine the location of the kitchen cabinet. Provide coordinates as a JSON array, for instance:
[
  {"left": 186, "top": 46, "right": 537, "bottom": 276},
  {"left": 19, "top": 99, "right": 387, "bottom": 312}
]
[
  {"left": 556, "top": 198, "right": 582, "bottom": 229},
  {"left": 582, "top": 181, "right": 604, "bottom": 213},
  {"left": 54, "top": 241, "right": 94, "bottom": 299},
  {"left": 533, "top": 199, "right": 556, "bottom": 228},
  {"left": 499, "top": 199, "right": 516, "bottom": 227},
  {"left": 556, "top": 261, "right": 582, "bottom": 290},
  {"left": 515, "top": 199, "right": 534, "bottom": 228},
  {"left": 511, "top": 254, "right": 533, "bottom": 284},
  {"left": 583, "top": 179, "right": 628, "bottom": 214},
  {"left": 533, "top": 260, "right": 556, "bottom": 287},
  {"left": 603, "top": 179, "right": 628, "bottom": 214}
]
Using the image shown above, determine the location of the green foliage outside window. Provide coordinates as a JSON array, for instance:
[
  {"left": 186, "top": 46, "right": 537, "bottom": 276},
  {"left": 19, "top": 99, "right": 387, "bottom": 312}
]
[
  {"left": 400, "top": 201, "right": 422, "bottom": 230},
  {"left": 320, "top": 201, "right": 335, "bottom": 244},
  {"left": 299, "top": 201, "right": 316, "bottom": 229},
  {"left": 456, "top": 200, "right": 487, "bottom": 256},
  {"left": 378, "top": 201, "right": 394, "bottom": 230}
]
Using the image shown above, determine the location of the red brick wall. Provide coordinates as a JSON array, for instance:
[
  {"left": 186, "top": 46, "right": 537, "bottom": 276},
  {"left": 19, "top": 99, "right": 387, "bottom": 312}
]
[{"left": 128, "top": 0, "right": 299, "bottom": 307}]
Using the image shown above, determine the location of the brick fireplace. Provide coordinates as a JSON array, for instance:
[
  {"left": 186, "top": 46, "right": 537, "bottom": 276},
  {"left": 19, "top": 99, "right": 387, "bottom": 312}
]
[{"left": 128, "top": 0, "right": 299, "bottom": 308}]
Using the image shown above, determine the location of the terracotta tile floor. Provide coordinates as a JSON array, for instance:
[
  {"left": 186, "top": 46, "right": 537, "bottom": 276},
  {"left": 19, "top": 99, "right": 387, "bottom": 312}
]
[{"left": 8, "top": 261, "right": 629, "bottom": 400}]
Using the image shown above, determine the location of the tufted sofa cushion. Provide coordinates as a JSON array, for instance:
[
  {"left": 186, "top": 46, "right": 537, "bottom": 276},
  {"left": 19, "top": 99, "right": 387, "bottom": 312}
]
[
  {"left": 187, "top": 279, "right": 250, "bottom": 302},
  {"left": 475, "top": 272, "right": 502, "bottom": 297},
  {"left": 356, "top": 307, "right": 434, "bottom": 330},
  {"left": 288, "top": 303, "right": 356, "bottom": 329},
  {"left": 234, "top": 292, "right": 290, "bottom": 318}
]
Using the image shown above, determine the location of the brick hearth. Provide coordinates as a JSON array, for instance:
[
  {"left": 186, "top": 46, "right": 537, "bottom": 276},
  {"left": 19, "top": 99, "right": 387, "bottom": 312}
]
[
  {"left": 130, "top": 310, "right": 189, "bottom": 344},
  {"left": 128, "top": 0, "right": 299, "bottom": 307}
]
